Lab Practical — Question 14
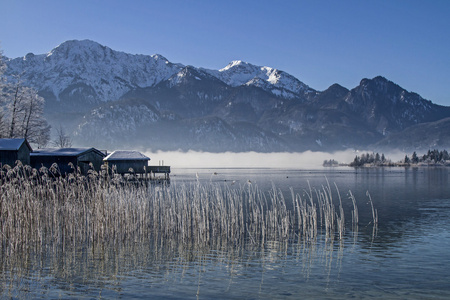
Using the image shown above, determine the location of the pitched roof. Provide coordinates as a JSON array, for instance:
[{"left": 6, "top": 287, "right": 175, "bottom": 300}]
[
  {"left": 0, "top": 138, "right": 32, "bottom": 151},
  {"left": 31, "top": 147, "right": 106, "bottom": 157},
  {"left": 103, "top": 150, "right": 150, "bottom": 161}
]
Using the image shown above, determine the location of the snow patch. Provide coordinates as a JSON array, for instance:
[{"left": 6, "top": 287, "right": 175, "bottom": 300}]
[
  {"left": 104, "top": 150, "right": 150, "bottom": 161},
  {"left": 272, "top": 89, "right": 282, "bottom": 96}
]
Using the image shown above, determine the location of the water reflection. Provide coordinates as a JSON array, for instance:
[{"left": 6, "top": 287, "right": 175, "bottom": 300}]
[
  {"left": 1, "top": 233, "right": 356, "bottom": 299},
  {"left": 1, "top": 167, "right": 450, "bottom": 298}
]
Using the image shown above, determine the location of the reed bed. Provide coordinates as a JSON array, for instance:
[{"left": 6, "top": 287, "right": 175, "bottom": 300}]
[{"left": 0, "top": 163, "right": 375, "bottom": 255}]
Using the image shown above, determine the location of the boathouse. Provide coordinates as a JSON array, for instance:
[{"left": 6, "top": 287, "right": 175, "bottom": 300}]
[
  {"left": 103, "top": 150, "right": 150, "bottom": 174},
  {"left": 0, "top": 138, "right": 33, "bottom": 167},
  {"left": 31, "top": 147, "right": 106, "bottom": 175}
]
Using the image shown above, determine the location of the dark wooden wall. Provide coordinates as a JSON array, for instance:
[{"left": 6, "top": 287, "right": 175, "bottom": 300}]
[
  {"left": 0, "top": 144, "right": 31, "bottom": 167},
  {"left": 106, "top": 160, "right": 149, "bottom": 174}
]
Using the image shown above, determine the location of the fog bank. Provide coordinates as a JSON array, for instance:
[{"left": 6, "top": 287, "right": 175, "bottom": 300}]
[{"left": 142, "top": 149, "right": 406, "bottom": 169}]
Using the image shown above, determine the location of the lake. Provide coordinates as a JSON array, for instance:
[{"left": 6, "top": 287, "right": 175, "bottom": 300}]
[{"left": 1, "top": 167, "right": 450, "bottom": 299}]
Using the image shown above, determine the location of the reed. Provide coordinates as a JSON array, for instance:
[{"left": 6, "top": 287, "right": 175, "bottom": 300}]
[
  {"left": 0, "top": 163, "right": 369, "bottom": 254},
  {"left": 366, "top": 191, "right": 378, "bottom": 226}
]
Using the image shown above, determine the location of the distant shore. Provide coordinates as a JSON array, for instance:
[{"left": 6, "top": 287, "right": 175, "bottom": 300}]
[
  {"left": 323, "top": 149, "right": 450, "bottom": 168},
  {"left": 323, "top": 161, "right": 450, "bottom": 167}
]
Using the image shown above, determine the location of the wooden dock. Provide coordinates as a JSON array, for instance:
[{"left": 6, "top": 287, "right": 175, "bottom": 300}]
[{"left": 147, "top": 166, "right": 171, "bottom": 180}]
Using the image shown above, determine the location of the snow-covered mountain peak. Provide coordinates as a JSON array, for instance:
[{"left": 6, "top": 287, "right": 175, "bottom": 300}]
[
  {"left": 206, "top": 60, "right": 314, "bottom": 99},
  {"left": 5, "top": 40, "right": 185, "bottom": 104},
  {"left": 151, "top": 54, "right": 169, "bottom": 63},
  {"left": 45, "top": 39, "right": 112, "bottom": 63},
  {"left": 166, "top": 65, "right": 224, "bottom": 88},
  {"left": 220, "top": 60, "right": 251, "bottom": 71},
  {"left": 49, "top": 39, "right": 102, "bottom": 54},
  {"left": 218, "top": 60, "right": 272, "bottom": 78}
]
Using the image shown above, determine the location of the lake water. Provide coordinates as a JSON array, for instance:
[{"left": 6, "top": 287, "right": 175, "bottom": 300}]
[{"left": 1, "top": 167, "right": 450, "bottom": 299}]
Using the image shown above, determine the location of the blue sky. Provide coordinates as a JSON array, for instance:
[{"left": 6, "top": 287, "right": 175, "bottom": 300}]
[{"left": 1, "top": 0, "right": 449, "bottom": 105}]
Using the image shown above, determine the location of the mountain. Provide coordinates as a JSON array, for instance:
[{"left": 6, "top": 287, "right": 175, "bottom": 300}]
[
  {"left": 5, "top": 39, "right": 450, "bottom": 152},
  {"left": 6, "top": 40, "right": 184, "bottom": 112},
  {"left": 373, "top": 117, "right": 450, "bottom": 152},
  {"left": 342, "top": 76, "right": 448, "bottom": 135}
]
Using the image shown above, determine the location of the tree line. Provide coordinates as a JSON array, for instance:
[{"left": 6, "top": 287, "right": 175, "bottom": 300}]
[
  {"left": 349, "top": 152, "right": 390, "bottom": 167},
  {"left": 404, "top": 149, "right": 450, "bottom": 165},
  {"left": 347, "top": 149, "right": 450, "bottom": 167}
]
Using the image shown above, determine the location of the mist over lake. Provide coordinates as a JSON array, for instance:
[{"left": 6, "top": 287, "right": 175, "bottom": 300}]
[{"left": 143, "top": 150, "right": 408, "bottom": 169}]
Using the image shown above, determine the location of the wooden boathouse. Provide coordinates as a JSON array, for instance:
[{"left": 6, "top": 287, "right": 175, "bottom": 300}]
[
  {"left": 103, "top": 150, "right": 150, "bottom": 174},
  {"left": 103, "top": 150, "right": 170, "bottom": 179},
  {"left": 1, "top": 138, "right": 171, "bottom": 180},
  {"left": 0, "top": 138, "right": 33, "bottom": 167},
  {"left": 31, "top": 147, "right": 106, "bottom": 175}
]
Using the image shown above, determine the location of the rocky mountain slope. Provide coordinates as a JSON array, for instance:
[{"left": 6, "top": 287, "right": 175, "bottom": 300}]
[
  {"left": 5, "top": 40, "right": 450, "bottom": 152},
  {"left": 374, "top": 117, "right": 450, "bottom": 152}
]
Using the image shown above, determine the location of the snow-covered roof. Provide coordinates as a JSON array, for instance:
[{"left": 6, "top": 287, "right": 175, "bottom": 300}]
[
  {"left": 0, "top": 138, "right": 31, "bottom": 151},
  {"left": 103, "top": 150, "right": 150, "bottom": 161},
  {"left": 31, "top": 147, "right": 105, "bottom": 157}
]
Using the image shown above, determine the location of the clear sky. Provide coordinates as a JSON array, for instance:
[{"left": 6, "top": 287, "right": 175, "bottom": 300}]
[{"left": 1, "top": 0, "right": 449, "bottom": 105}]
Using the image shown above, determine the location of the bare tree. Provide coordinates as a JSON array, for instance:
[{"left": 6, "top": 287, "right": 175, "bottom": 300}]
[
  {"left": 7, "top": 77, "right": 26, "bottom": 138},
  {"left": 53, "top": 124, "right": 73, "bottom": 148},
  {"left": 0, "top": 49, "right": 51, "bottom": 146},
  {"left": 2, "top": 78, "right": 51, "bottom": 145},
  {"left": 0, "top": 108, "right": 5, "bottom": 138},
  {"left": 19, "top": 88, "right": 51, "bottom": 146},
  {"left": 0, "top": 47, "right": 6, "bottom": 137}
]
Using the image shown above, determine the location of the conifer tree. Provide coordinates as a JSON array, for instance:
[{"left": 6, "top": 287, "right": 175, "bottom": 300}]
[
  {"left": 375, "top": 153, "right": 380, "bottom": 163},
  {"left": 404, "top": 155, "right": 410, "bottom": 164},
  {"left": 411, "top": 151, "right": 418, "bottom": 164}
]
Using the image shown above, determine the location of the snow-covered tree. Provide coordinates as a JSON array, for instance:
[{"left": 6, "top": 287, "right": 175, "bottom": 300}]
[
  {"left": 6, "top": 77, "right": 25, "bottom": 138},
  {"left": 0, "top": 49, "right": 5, "bottom": 87},
  {"left": 0, "top": 51, "right": 51, "bottom": 145},
  {"left": 19, "top": 88, "right": 51, "bottom": 147},
  {"left": 0, "top": 47, "right": 7, "bottom": 137},
  {"left": 3, "top": 78, "right": 50, "bottom": 145}
]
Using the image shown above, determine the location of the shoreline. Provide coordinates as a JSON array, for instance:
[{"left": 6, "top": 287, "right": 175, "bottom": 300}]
[{"left": 324, "top": 162, "right": 450, "bottom": 168}]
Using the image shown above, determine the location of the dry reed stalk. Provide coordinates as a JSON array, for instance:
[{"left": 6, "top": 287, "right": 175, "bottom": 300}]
[
  {"left": 349, "top": 190, "right": 359, "bottom": 231},
  {"left": 366, "top": 191, "right": 378, "bottom": 226},
  {"left": 0, "top": 163, "right": 371, "bottom": 255}
]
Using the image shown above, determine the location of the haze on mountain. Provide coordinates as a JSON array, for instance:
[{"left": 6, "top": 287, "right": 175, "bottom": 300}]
[{"left": 4, "top": 39, "right": 450, "bottom": 153}]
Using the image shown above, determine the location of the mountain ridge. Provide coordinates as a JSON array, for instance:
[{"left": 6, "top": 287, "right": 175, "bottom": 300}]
[{"left": 4, "top": 39, "right": 450, "bottom": 152}]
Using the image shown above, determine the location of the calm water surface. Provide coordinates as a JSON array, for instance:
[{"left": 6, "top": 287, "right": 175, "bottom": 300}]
[{"left": 1, "top": 167, "right": 450, "bottom": 299}]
